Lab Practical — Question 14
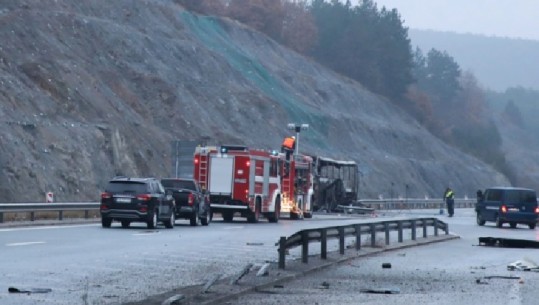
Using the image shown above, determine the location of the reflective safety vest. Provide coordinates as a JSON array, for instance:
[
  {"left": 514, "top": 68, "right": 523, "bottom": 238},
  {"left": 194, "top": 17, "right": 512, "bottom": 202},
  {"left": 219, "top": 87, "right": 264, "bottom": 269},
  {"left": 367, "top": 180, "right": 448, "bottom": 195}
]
[
  {"left": 445, "top": 190, "right": 454, "bottom": 199},
  {"left": 282, "top": 137, "right": 295, "bottom": 150}
]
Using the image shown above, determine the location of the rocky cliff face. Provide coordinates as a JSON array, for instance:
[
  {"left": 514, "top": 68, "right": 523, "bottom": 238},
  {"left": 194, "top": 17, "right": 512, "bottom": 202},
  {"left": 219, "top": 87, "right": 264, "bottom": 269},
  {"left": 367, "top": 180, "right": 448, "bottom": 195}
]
[{"left": 0, "top": 0, "right": 508, "bottom": 202}]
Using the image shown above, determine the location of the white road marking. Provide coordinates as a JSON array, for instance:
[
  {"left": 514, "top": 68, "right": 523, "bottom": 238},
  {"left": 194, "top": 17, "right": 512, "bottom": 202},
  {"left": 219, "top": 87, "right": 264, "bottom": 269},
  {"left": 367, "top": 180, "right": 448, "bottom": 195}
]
[
  {"left": 6, "top": 241, "right": 46, "bottom": 247},
  {"left": 0, "top": 224, "right": 98, "bottom": 232},
  {"left": 224, "top": 226, "right": 244, "bottom": 230}
]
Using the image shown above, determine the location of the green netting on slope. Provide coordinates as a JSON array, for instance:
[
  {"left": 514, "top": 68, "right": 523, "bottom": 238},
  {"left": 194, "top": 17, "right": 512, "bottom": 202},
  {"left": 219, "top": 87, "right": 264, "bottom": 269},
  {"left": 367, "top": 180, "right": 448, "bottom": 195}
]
[{"left": 180, "top": 12, "right": 328, "bottom": 149}]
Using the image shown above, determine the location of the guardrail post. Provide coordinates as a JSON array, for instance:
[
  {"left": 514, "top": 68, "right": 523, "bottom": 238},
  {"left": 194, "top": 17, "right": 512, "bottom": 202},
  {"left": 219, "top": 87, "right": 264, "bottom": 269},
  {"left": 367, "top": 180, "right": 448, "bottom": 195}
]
[
  {"left": 30, "top": 211, "right": 35, "bottom": 221},
  {"left": 384, "top": 222, "right": 390, "bottom": 245},
  {"left": 398, "top": 221, "right": 403, "bottom": 242},
  {"left": 411, "top": 220, "right": 417, "bottom": 240},
  {"left": 444, "top": 221, "right": 449, "bottom": 235},
  {"left": 370, "top": 223, "right": 376, "bottom": 247},
  {"left": 278, "top": 237, "right": 286, "bottom": 269},
  {"left": 339, "top": 227, "right": 345, "bottom": 255},
  {"left": 0, "top": 212, "right": 3, "bottom": 223},
  {"left": 321, "top": 229, "right": 327, "bottom": 259},
  {"left": 302, "top": 231, "right": 309, "bottom": 264},
  {"left": 434, "top": 220, "right": 439, "bottom": 236},
  {"left": 422, "top": 219, "right": 427, "bottom": 238},
  {"left": 355, "top": 224, "right": 361, "bottom": 250},
  {"left": 84, "top": 210, "right": 89, "bottom": 219},
  {"left": 59, "top": 210, "right": 63, "bottom": 221}
]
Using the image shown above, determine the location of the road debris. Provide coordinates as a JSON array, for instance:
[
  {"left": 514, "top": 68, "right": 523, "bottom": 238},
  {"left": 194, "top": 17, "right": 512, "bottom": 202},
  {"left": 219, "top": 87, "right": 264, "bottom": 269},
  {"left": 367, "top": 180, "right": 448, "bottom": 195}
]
[
  {"left": 479, "top": 237, "right": 539, "bottom": 248},
  {"left": 318, "top": 281, "right": 330, "bottom": 289},
  {"left": 202, "top": 274, "right": 221, "bottom": 293},
  {"left": 382, "top": 263, "right": 392, "bottom": 269},
  {"left": 256, "top": 263, "right": 270, "bottom": 277},
  {"left": 8, "top": 287, "right": 52, "bottom": 294},
  {"left": 507, "top": 258, "right": 539, "bottom": 271},
  {"left": 230, "top": 263, "right": 253, "bottom": 285},
  {"left": 161, "top": 294, "right": 185, "bottom": 305},
  {"left": 360, "top": 287, "right": 400, "bottom": 294}
]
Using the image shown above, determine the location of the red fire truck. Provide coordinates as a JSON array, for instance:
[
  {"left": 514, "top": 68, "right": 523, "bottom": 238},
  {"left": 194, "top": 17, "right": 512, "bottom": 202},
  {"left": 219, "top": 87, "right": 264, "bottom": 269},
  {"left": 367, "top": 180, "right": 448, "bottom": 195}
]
[
  {"left": 280, "top": 153, "right": 314, "bottom": 219},
  {"left": 193, "top": 145, "right": 281, "bottom": 223}
]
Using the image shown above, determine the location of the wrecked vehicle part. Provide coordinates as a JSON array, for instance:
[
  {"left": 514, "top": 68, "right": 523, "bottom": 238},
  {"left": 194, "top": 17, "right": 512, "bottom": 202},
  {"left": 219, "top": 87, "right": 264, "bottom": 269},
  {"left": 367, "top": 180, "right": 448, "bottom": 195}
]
[
  {"left": 478, "top": 237, "right": 539, "bottom": 248},
  {"left": 8, "top": 287, "right": 52, "bottom": 294},
  {"left": 360, "top": 287, "right": 400, "bottom": 294}
]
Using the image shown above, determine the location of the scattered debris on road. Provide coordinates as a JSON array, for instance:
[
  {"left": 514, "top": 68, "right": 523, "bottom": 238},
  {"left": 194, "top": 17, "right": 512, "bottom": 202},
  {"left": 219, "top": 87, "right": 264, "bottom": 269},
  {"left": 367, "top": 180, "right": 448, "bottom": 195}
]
[
  {"left": 230, "top": 263, "right": 253, "bottom": 285},
  {"left": 8, "top": 287, "right": 52, "bottom": 294},
  {"left": 318, "top": 281, "right": 330, "bottom": 289},
  {"left": 507, "top": 258, "right": 539, "bottom": 271},
  {"left": 360, "top": 287, "right": 400, "bottom": 294},
  {"left": 382, "top": 263, "right": 392, "bottom": 269},
  {"left": 161, "top": 294, "right": 184, "bottom": 305},
  {"left": 478, "top": 237, "right": 539, "bottom": 248},
  {"left": 202, "top": 275, "right": 221, "bottom": 293},
  {"left": 256, "top": 263, "right": 270, "bottom": 277}
]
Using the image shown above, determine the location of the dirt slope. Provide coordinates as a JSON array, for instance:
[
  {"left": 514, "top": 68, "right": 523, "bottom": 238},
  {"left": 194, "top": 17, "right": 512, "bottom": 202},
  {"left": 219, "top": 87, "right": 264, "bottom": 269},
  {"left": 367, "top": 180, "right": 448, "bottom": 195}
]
[{"left": 0, "top": 0, "right": 508, "bottom": 202}]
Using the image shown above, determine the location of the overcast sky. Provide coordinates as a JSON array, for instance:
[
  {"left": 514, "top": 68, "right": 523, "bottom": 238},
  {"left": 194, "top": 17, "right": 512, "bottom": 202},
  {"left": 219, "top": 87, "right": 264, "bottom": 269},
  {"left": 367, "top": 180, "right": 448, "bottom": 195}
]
[{"left": 362, "top": 0, "right": 539, "bottom": 41}]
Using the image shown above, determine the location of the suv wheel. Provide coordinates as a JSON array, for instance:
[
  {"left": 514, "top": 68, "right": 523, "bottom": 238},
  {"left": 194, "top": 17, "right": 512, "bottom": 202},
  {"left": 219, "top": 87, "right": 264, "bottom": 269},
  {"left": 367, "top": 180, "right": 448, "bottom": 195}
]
[
  {"left": 101, "top": 217, "right": 112, "bottom": 228},
  {"left": 529, "top": 223, "right": 536, "bottom": 229},
  {"left": 190, "top": 209, "right": 200, "bottom": 226},
  {"left": 147, "top": 211, "right": 157, "bottom": 229},
  {"left": 476, "top": 213, "right": 485, "bottom": 226},
  {"left": 164, "top": 212, "right": 175, "bottom": 229},
  {"left": 495, "top": 215, "right": 503, "bottom": 228}
]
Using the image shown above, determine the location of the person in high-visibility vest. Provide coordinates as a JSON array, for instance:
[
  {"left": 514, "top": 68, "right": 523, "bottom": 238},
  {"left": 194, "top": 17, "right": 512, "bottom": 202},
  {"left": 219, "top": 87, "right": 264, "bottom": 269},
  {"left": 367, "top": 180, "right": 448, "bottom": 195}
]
[
  {"left": 444, "top": 187, "right": 455, "bottom": 217},
  {"left": 281, "top": 136, "right": 295, "bottom": 152}
]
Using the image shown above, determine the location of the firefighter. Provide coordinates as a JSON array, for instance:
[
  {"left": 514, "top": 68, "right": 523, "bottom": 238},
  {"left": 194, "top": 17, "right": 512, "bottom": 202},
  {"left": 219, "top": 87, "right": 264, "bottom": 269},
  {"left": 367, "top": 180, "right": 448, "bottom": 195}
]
[
  {"left": 444, "top": 187, "right": 455, "bottom": 217},
  {"left": 281, "top": 136, "right": 296, "bottom": 152}
]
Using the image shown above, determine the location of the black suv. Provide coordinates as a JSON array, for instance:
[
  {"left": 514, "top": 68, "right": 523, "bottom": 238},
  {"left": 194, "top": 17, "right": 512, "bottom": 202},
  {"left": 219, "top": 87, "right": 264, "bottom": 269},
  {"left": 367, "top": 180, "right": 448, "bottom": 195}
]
[
  {"left": 100, "top": 177, "right": 176, "bottom": 229},
  {"left": 476, "top": 187, "right": 539, "bottom": 229},
  {"left": 161, "top": 178, "right": 210, "bottom": 226}
]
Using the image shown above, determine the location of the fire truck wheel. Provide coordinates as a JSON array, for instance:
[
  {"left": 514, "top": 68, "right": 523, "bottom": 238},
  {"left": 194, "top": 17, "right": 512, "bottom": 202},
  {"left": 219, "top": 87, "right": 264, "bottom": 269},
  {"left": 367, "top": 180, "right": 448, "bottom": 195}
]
[
  {"left": 248, "top": 200, "right": 261, "bottom": 223},
  {"left": 304, "top": 212, "right": 313, "bottom": 218},
  {"left": 267, "top": 198, "right": 280, "bottom": 223}
]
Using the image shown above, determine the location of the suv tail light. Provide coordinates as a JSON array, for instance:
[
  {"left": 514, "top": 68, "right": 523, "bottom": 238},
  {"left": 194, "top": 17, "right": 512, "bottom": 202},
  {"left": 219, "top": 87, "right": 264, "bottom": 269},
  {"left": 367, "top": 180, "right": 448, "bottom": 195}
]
[
  {"left": 188, "top": 193, "right": 194, "bottom": 206},
  {"left": 136, "top": 194, "right": 151, "bottom": 201},
  {"left": 501, "top": 205, "right": 508, "bottom": 213},
  {"left": 100, "top": 203, "right": 109, "bottom": 210},
  {"left": 101, "top": 192, "right": 112, "bottom": 199},
  {"left": 534, "top": 207, "right": 539, "bottom": 214}
]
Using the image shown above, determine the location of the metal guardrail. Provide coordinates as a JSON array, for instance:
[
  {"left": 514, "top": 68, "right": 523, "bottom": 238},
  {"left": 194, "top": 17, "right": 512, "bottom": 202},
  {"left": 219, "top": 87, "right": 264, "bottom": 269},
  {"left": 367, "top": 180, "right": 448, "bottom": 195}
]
[
  {"left": 0, "top": 202, "right": 99, "bottom": 223},
  {"left": 355, "top": 198, "right": 476, "bottom": 210},
  {"left": 277, "top": 217, "right": 449, "bottom": 269},
  {"left": 0, "top": 198, "right": 475, "bottom": 223}
]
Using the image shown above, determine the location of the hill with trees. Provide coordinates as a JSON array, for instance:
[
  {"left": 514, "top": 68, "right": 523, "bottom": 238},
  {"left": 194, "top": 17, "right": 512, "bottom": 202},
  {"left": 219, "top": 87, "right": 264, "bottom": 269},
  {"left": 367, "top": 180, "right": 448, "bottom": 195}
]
[{"left": 0, "top": 0, "right": 514, "bottom": 202}]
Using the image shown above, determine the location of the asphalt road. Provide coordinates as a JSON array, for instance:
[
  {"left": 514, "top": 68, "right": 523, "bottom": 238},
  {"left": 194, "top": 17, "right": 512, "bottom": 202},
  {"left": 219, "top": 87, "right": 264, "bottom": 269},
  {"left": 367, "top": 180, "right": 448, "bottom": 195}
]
[
  {"left": 3, "top": 209, "right": 539, "bottom": 305},
  {"left": 0, "top": 213, "right": 382, "bottom": 305},
  {"left": 229, "top": 209, "right": 539, "bottom": 305}
]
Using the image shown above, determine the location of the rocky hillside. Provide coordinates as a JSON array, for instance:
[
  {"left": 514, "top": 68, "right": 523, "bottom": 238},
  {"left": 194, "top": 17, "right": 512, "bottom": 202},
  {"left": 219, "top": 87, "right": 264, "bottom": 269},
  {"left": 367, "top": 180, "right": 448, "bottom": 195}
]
[{"left": 0, "top": 0, "right": 509, "bottom": 202}]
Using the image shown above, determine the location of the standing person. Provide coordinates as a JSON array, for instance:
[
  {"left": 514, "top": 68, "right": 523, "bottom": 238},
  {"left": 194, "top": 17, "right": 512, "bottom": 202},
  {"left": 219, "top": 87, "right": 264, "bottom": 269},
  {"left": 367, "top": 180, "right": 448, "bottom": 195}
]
[{"left": 444, "top": 187, "right": 455, "bottom": 217}]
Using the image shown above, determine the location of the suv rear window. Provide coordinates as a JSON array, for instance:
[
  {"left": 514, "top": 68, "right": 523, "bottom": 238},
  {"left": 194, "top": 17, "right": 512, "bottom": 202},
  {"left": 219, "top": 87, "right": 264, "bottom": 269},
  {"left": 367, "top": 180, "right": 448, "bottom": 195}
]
[
  {"left": 161, "top": 179, "right": 196, "bottom": 190},
  {"left": 105, "top": 181, "right": 148, "bottom": 194},
  {"left": 486, "top": 189, "right": 503, "bottom": 201},
  {"left": 505, "top": 190, "right": 537, "bottom": 204}
]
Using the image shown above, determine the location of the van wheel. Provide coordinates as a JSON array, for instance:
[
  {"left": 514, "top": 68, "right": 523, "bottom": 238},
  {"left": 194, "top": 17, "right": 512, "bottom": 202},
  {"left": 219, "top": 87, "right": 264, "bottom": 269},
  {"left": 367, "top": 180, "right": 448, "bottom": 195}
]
[
  {"left": 529, "top": 223, "right": 536, "bottom": 229},
  {"left": 476, "top": 213, "right": 485, "bottom": 226},
  {"left": 509, "top": 222, "right": 517, "bottom": 229},
  {"left": 495, "top": 215, "right": 503, "bottom": 228}
]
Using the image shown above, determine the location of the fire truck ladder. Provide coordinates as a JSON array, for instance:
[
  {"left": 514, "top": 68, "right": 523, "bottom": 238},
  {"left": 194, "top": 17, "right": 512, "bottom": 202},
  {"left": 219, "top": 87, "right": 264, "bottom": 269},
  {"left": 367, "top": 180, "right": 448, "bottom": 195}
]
[{"left": 198, "top": 153, "right": 208, "bottom": 189}]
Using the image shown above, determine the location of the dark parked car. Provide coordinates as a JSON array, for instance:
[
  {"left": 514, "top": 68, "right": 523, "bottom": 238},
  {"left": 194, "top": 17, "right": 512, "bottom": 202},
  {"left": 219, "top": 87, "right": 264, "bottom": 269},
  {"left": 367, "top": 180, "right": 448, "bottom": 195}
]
[
  {"left": 161, "top": 178, "right": 210, "bottom": 226},
  {"left": 475, "top": 187, "right": 539, "bottom": 229},
  {"left": 100, "top": 177, "right": 176, "bottom": 229}
]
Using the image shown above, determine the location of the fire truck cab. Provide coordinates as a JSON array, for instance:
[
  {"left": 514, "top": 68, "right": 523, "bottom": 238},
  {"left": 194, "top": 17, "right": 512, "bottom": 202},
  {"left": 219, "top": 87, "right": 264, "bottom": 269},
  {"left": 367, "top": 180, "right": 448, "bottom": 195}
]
[
  {"left": 193, "top": 145, "right": 281, "bottom": 223},
  {"left": 280, "top": 153, "right": 314, "bottom": 219}
]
